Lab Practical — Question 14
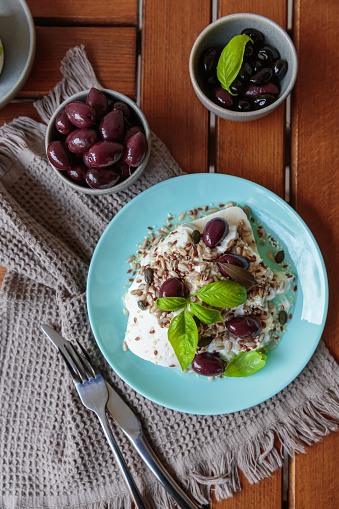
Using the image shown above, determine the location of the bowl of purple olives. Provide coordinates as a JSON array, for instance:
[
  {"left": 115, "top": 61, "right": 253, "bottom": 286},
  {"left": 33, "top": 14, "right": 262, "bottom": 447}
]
[
  {"left": 45, "top": 88, "right": 151, "bottom": 194},
  {"left": 189, "top": 13, "right": 298, "bottom": 121}
]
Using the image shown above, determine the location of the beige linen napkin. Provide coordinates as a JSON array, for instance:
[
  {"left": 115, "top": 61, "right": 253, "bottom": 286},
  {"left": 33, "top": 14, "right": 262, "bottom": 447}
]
[{"left": 0, "top": 46, "right": 338, "bottom": 509}]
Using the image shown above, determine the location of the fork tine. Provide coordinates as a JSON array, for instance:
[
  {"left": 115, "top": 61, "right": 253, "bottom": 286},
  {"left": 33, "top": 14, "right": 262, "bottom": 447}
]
[
  {"left": 65, "top": 343, "right": 89, "bottom": 382},
  {"left": 59, "top": 348, "right": 81, "bottom": 383},
  {"left": 75, "top": 340, "right": 99, "bottom": 377}
]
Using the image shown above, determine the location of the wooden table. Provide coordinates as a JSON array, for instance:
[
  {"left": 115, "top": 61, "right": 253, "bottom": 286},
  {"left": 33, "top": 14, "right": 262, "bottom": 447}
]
[{"left": 0, "top": 1, "right": 338, "bottom": 507}]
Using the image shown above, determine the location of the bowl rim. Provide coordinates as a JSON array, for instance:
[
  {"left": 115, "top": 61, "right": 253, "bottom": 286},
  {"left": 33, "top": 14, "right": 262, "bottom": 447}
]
[
  {"left": 0, "top": 0, "right": 36, "bottom": 108},
  {"left": 189, "top": 12, "right": 298, "bottom": 120},
  {"left": 45, "top": 88, "right": 151, "bottom": 195}
]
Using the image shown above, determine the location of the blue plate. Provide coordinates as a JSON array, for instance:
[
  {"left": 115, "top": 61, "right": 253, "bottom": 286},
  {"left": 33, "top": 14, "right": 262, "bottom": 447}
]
[{"left": 87, "top": 174, "right": 328, "bottom": 415}]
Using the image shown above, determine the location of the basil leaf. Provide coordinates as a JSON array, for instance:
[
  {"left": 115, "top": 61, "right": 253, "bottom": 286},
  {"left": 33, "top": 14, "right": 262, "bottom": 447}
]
[
  {"left": 197, "top": 280, "right": 247, "bottom": 308},
  {"left": 223, "top": 351, "right": 267, "bottom": 377},
  {"left": 155, "top": 297, "right": 187, "bottom": 311},
  {"left": 217, "top": 34, "right": 253, "bottom": 95},
  {"left": 190, "top": 302, "right": 224, "bottom": 324},
  {"left": 168, "top": 311, "right": 198, "bottom": 370}
]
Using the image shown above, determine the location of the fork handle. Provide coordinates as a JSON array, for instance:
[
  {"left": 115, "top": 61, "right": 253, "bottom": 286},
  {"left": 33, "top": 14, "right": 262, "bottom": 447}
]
[{"left": 96, "top": 411, "right": 146, "bottom": 509}]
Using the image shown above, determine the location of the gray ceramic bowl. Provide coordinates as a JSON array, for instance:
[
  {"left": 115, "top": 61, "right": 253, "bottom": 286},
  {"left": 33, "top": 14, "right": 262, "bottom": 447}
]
[
  {"left": 45, "top": 89, "right": 151, "bottom": 195},
  {"left": 0, "top": 0, "right": 35, "bottom": 109},
  {"left": 189, "top": 13, "right": 298, "bottom": 121}
]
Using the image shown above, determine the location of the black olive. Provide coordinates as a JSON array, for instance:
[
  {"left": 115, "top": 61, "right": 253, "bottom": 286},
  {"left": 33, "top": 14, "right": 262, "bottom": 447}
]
[
  {"left": 253, "top": 94, "right": 276, "bottom": 109},
  {"left": 241, "top": 28, "right": 265, "bottom": 48},
  {"left": 250, "top": 68, "right": 274, "bottom": 86},
  {"left": 237, "top": 62, "right": 253, "bottom": 82},
  {"left": 272, "top": 59, "right": 288, "bottom": 81},
  {"left": 257, "top": 45, "right": 280, "bottom": 63},
  {"left": 229, "top": 78, "right": 244, "bottom": 95},
  {"left": 237, "top": 100, "right": 251, "bottom": 111}
]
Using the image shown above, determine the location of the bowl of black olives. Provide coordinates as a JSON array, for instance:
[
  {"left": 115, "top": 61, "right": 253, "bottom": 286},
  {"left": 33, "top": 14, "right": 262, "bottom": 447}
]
[
  {"left": 45, "top": 88, "right": 151, "bottom": 194},
  {"left": 189, "top": 13, "right": 298, "bottom": 121}
]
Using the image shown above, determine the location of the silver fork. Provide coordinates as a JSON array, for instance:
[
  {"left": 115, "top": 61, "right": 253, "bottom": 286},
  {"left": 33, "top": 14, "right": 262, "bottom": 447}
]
[{"left": 58, "top": 338, "right": 147, "bottom": 509}]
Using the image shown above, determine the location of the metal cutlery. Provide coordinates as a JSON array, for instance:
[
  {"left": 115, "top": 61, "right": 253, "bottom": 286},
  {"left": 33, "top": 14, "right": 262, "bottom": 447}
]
[{"left": 41, "top": 324, "right": 199, "bottom": 509}]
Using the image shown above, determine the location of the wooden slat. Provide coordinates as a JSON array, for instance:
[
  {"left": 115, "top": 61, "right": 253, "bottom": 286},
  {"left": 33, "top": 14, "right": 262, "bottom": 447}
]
[
  {"left": 141, "top": 0, "right": 211, "bottom": 173},
  {"left": 19, "top": 27, "right": 137, "bottom": 98},
  {"left": 0, "top": 267, "right": 6, "bottom": 290},
  {"left": 27, "top": 0, "right": 138, "bottom": 25},
  {"left": 290, "top": 0, "right": 339, "bottom": 507},
  {"left": 0, "top": 102, "right": 41, "bottom": 127},
  {"left": 216, "top": 1, "right": 287, "bottom": 198},
  {"left": 212, "top": 470, "right": 282, "bottom": 509},
  {"left": 212, "top": 3, "right": 287, "bottom": 507}
]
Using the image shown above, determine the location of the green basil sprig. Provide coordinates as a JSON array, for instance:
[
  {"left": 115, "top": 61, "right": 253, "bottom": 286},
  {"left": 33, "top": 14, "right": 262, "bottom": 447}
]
[
  {"left": 155, "top": 297, "right": 187, "bottom": 311},
  {"left": 217, "top": 34, "right": 253, "bottom": 96},
  {"left": 155, "top": 280, "right": 247, "bottom": 370},
  {"left": 195, "top": 280, "right": 247, "bottom": 308},
  {"left": 223, "top": 351, "right": 267, "bottom": 377},
  {"left": 190, "top": 302, "right": 223, "bottom": 324},
  {"left": 168, "top": 311, "right": 198, "bottom": 370}
]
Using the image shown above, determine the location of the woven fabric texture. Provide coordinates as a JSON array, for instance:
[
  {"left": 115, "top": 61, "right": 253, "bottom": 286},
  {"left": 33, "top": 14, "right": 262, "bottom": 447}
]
[{"left": 0, "top": 47, "right": 338, "bottom": 509}]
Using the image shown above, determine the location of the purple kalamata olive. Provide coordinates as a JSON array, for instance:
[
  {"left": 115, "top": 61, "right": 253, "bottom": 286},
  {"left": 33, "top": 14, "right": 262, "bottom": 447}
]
[
  {"left": 191, "top": 353, "right": 225, "bottom": 376},
  {"left": 244, "top": 83, "right": 280, "bottom": 99},
  {"left": 66, "top": 128, "right": 99, "bottom": 153},
  {"left": 55, "top": 109, "right": 75, "bottom": 135},
  {"left": 226, "top": 316, "right": 261, "bottom": 338},
  {"left": 123, "top": 132, "right": 148, "bottom": 167},
  {"left": 83, "top": 151, "right": 91, "bottom": 167},
  {"left": 99, "top": 110, "right": 125, "bottom": 142},
  {"left": 65, "top": 101, "right": 96, "bottom": 128},
  {"left": 217, "top": 254, "right": 249, "bottom": 275},
  {"left": 47, "top": 141, "right": 73, "bottom": 171},
  {"left": 124, "top": 125, "right": 143, "bottom": 143},
  {"left": 253, "top": 94, "right": 276, "bottom": 110},
  {"left": 202, "top": 218, "right": 229, "bottom": 248},
  {"left": 85, "top": 168, "right": 120, "bottom": 189},
  {"left": 67, "top": 163, "right": 87, "bottom": 182},
  {"left": 87, "top": 141, "right": 125, "bottom": 168},
  {"left": 214, "top": 87, "right": 234, "bottom": 107},
  {"left": 249, "top": 67, "right": 273, "bottom": 86},
  {"left": 159, "top": 278, "right": 187, "bottom": 298},
  {"left": 272, "top": 59, "right": 288, "bottom": 81},
  {"left": 116, "top": 160, "right": 132, "bottom": 180},
  {"left": 86, "top": 87, "right": 108, "bottom": 118},
  {"left": 112, "top": 101, "right": 131, "bottom": 120}
]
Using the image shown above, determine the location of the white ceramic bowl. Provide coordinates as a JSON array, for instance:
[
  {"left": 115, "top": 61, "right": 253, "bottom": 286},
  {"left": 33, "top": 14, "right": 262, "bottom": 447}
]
[
  {"left": 0, "top": 0, "right": 35, "bottom": 109},
  {"left": 189, "top": 13, "right": 298, "bottom": 121},
  {"left": 45, "top": 89, "right": 151, "bottom": 195}
]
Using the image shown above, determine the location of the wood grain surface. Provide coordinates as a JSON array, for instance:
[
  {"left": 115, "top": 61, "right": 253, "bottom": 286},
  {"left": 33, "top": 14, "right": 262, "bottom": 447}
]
[
  {"left": 290, "top": 0, "right": 339, "bottom": 507},
  {"left": 27, "top": 0, "right": 138, "bottom": 26},
  {"left": 19, "top": 27, "right": 137, "bottom": 98},
  {"left": 216, "top": 1, "right": 287, "bottom": 197},
  {"left": 141, "top": 0, "right": 211, "bottom": 173}
]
